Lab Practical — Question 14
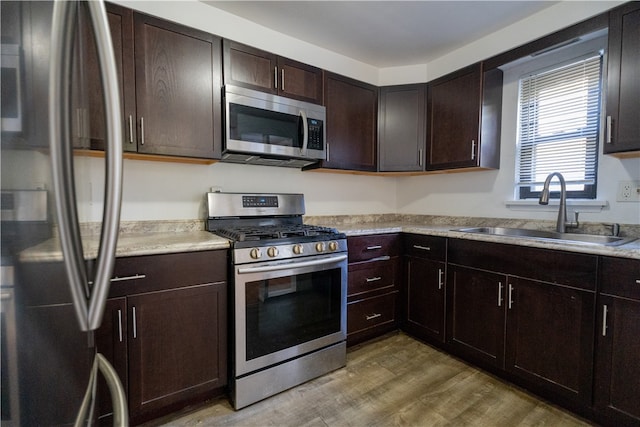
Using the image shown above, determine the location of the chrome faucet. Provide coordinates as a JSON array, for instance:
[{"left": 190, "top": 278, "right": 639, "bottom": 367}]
[{"left": 538, "top": 172, "right": 579, "bottom": 233}]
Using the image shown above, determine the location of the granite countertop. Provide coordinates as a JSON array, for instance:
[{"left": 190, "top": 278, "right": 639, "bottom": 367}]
[
  {"left": 19, "top": 230, "right": 230, "bottom": 263},
  {"left": 19, "top": 215, "right": 640, "bottom": 262},
  {"left": 329, "top": 222, "right": 640, "bottom": 259}
]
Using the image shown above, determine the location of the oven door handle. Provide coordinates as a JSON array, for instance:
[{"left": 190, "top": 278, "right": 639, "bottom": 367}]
[{"left": 237, "top": 254, "right": 347, "bottom": 274}]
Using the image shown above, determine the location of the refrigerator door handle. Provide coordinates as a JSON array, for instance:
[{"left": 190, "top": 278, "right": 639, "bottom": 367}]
[
  {"left": 75, "top": 353, "right": 129, "bottom": 427},
  {"left": 85, "top": 0, "right": 124, "bottom": 331},
  {"left": 49, "top": 0, "right": 123, "bottom": 332}
]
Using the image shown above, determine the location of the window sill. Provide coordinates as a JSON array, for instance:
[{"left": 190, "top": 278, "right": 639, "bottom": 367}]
[{"left": 505, "top": 199, "right": 608, "bottom": 213}]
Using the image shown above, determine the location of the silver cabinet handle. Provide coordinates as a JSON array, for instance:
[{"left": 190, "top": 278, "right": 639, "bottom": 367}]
[
  {"left": 274, "top": 66, "right": 278, "bottom": 89},
  {"left": 117, "top": 309, "right": 123, "bottom": 343},
  {"left": 110, "top": 274, "right": 146, "bottom": 282},
  {"left": 326, "top": 143, "right": 330, "bottom": 162},
  {"left": 606, "top": 116, "right": 612, "bottom": 143},
  {"left": 438, "top": 268, "right": 444, "bottom": 290},
  {"left": 508, "top": 284, "right": 514, "bottom": 309},
  {"left": 366, "top": 313, "right": 382, "bottom": 321},
  {"left": 132, "top": 306, "right": 137, "bottom": 339},
  {"left": 418, "top": 148, "right": 423, "bottom": 167},
  {"left": 366, "top": 245, "right": 382, "bottom": 250},
  {"left": 50, "top": 0, "right": 123, "bottom": 331},
  {"left": 635, "top": 279, "right": 640, "bottom": 285},
  {"left": 413, "top": 245, "right": 431, "bottom": 251},
  {"left": 366, "top": 277, "right": 382, "bottom": 283},
  {"left": 140, "top": 116, "right": 145, "bottom": 145},
  {"left": 128, "top": 114, "right": 134, "bottom": 144},
  {"left": 602, "top": 304, "right": 608, "bottom": 337},
  {"left": 281, "top": 68, "right": 285, "bottom": 91},
  {"left": 471, "top": 139, "right": 476, "bottom": 160},
  {"left": 497, "top": 282, "right": 504, "bottom": 307}
]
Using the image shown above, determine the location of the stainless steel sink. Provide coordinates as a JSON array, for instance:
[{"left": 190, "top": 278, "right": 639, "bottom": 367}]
[{"left": 452, "top": 227, "right": 637, "bottom": 247}]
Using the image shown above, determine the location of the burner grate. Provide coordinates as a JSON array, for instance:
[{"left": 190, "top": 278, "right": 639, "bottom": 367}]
[{"left": 215, "top": 224, "right": 341, "bottom": 242}]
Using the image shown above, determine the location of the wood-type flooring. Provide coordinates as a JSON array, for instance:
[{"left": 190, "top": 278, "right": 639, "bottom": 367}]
[{"left": 144, "top": 332, "right": 591, "bottom": 427}]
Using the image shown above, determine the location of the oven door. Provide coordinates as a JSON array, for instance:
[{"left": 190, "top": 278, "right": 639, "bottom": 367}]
[{"left": 234, "top": 253, "right": 347, "bottom": 377}]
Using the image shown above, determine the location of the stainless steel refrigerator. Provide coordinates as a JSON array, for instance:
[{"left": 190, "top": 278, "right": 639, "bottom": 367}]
[{"left": 1, "top": 0, "right": 127, "bottom": 424}]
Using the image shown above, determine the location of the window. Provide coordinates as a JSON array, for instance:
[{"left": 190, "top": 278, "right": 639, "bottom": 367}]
[{"left": 516, "top": 54, "right": 603, "bottom": 199}]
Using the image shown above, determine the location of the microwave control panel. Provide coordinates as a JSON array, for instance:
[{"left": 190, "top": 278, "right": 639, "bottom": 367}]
[{"left": 307, "top": 119, "right": 324, "bottom": 150}]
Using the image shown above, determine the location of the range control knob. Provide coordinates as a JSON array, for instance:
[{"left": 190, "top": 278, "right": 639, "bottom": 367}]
[
  {"left": 315, "top": 242, "right": 325, "bottom": 253},
  {"left": 249, "top": 248, "right": 262, "bottom": 259},
  {"left": 328, "top": 241, "right": 339, "bottom": 251},
  {"left": 267, "top": 247, "right": 279, "bottom": 258},
  {"left": 293, "top": 244, "right": 304, "bottom": 255}
]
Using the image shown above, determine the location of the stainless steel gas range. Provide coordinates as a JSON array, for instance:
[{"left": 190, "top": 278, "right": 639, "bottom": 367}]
[{"left": 206, "top": 192, "right": 347, "bottom": 409}]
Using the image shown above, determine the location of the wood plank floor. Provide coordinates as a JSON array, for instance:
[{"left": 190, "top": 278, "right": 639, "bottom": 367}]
[{"left": 144, "top": 332, "right": 591, "bottom": 427}]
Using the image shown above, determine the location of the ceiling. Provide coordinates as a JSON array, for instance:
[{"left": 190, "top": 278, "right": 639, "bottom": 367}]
[{"left": 203, "top": 1, "right": 559, "bottom": 68}]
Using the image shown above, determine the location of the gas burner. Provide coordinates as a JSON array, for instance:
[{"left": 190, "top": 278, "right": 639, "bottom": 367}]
[{"left": 214, "top": 224, "right": 342, "bottom": 243}]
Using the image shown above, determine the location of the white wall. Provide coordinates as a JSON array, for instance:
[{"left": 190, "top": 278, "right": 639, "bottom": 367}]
[{"left": 95, "top": 0, "right": 639, "bottom": 224}]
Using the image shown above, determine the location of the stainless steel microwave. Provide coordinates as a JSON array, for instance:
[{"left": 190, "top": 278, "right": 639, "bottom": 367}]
[{"left": 222, "top": 85, "right": 326, "bottom": 168}]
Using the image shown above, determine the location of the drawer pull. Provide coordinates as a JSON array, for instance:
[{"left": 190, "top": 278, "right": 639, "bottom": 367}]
[
  {"left": 365, "top": 313, "right": 382, "bottom": 321},
  {"left": 636, "top": 279, "right": 640, "bottom": 285},
  {"left": 366, "top": 245, "right": 382, "bottom": 250},
  {"left": 413, "top": 245, "right": 431, "bottom": 251},
  {"left": 366, "top": 277, "right": 382, "bottom": 283},
  {"left": 110, "top": 274, "right": 146, "bottom": 282}
]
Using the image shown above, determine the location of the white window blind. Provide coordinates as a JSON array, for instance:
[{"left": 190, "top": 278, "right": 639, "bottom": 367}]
[{"left": 516, "top": 54, "right": 602, "bottom": 199}]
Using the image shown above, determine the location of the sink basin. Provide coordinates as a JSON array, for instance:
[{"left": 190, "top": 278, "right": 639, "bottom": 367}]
[{"left": 452, "top": 227, "right": 637, "bottom": 247}]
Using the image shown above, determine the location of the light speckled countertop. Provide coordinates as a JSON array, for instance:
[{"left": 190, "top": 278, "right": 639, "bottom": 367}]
[{"left": 19, "top": 215, "right": 640, "bottom": 262}]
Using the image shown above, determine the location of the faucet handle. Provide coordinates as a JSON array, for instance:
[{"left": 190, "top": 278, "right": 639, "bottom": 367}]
[{"left": 603, "top": 223, "right": 621, "bottom": 237}]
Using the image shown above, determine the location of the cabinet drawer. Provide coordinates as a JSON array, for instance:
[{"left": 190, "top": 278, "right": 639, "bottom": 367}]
[
  {"left": 347, "top": 292, "right": 397, "bottom": 335},
  {"left": 600, "top": 257, "right": 640, "bottom": 300},
  {"left": 348, "top": 258, "right": 399, "bottom": 297},
  {"left": 348, "top": 234, "right": 400, "bottom": 262},
  {"left": 403, "top": 234, "right": 446, "bottom": 261},
  {"left": 110, "top": 250, "right": 227, "bottom": 296}
]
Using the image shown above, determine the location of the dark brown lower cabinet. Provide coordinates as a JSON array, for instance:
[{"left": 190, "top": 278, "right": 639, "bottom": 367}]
[
  {"left": 446, "top": 239, "right": 597, "bottom": 412},
  {"left": 593, "top": 256, "right": 640, "bottom": 426},
  {"left": 448, "top": 266, "right": 505, "bottom": 367},
  {"left": 127, "top": 283, "right": 227, "bottom": 423},
  {"left": 504, "top": 277, "right": 594, "bottom": 406},
  {"left": 96, "top": 250, "right": 228, "bottom": 425}
]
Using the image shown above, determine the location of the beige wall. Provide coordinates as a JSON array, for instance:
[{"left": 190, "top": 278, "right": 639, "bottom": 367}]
[{"left": 83, "top": 0, "right": 639, "bottom": 224}]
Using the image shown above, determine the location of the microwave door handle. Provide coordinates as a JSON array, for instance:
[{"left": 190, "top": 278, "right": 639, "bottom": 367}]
[{"left": 300, "top": 109, "right": 309, "bottom": 156}]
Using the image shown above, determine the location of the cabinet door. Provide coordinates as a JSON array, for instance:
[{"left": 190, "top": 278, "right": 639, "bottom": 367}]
[
  {"left": 95, "top": 297, "right": 128, "bottom": 424},
  {"left": 223, "top": 40, "right": 277, "bottom": 94},
  {"left": 427, "top": 64, "right": 481, "bottom": 170},
  {"left": 405, "top": 257, "right": 445, "bottom": 342},
  {"left": 127, "top": 282, "right": 227, "bottom": 423},
  {"left": 505, "top": 277, "right": 594, "bottom": 405},
  {"left": 323, "top": 72, "right": 378, "bottom": 171},
  {"left": 85, "top": 3, "right": 136, "bottom": 152},
  {"left": 134, "top": 13, "right": 222, "bottom": 158},
  {"left": 378, "top": 84, "right": 426, "bottom": 171},
  {"left": 447, "top": 265, "right": 505, "bottom": 368},
  {"left": 604, "top": 3, "right": 640, "bottom": 154},
  {"left": 278, "top": 57, "right": 323, "bottom": 104},
  {"left": 594, "top": 296, "right": 640, "bottom": 425}
]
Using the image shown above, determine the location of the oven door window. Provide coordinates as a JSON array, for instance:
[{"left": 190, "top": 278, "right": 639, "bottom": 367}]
[
  {"left": 229, "top": 103, "right": 302, "bottom": 148},
  {"left": 245, "top": 268, "right": 341, "bottom": 360}
]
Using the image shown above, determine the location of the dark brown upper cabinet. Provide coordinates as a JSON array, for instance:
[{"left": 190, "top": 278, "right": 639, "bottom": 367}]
[
  {"left": 426, "top": 62, "right": 502, "bottom": 171},
  {"left": 84, "top": 7, "right": 222, "bottom": 159},
  {"left": 378, "top": 84, "right": 427, "bottom": 172},
  {"left": 604, "top": 2, "right": 640, "bottom": 156},
  {"left": 223, "top": 40, "right": 323, "bottom": 104},
  {"left": 321, "top": 72, "right": 378, "bottom": 172}
]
